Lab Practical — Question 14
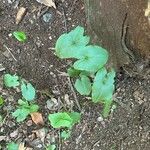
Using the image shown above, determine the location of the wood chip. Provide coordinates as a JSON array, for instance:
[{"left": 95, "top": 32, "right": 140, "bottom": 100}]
[
  {"left": 35, "top": 0, "right": 56, "bottom": 8},
  {"left": 16, "top": 7, "right": 27, "bottom": 24}
]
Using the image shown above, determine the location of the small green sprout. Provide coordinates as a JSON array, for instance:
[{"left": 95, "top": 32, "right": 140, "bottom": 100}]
[
  {"left": 46, "top": 144, "right": 56, "bottom": 150},
  {"left": 12, "top": 99, "right": 39, "bottom": 122},
  {"left": 13, "top": 31, "right": 27, "bottom": 42},
  {"left": 0, "top": 96, "right": 4, "bottom": 105},
  {"left": 3, "top": 74, "right": 20, "bottom": 88},
  {"left": 61, "top": 130, "right": 71, "bottom": 140},
  {"left": 7, "top": 142, "right": 19, "bottom": 150},
  {"left": 21, "top": 81, "right": 36, "bottom": 101},
  {"left": 48, "top": 112, "right": 81, "bottom": 129}
]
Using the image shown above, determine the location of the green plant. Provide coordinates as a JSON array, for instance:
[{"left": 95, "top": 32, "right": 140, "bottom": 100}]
[
  {"left": 46, "top": 144, "right": 56, "bottom": 150},
  {"left": 61, "top": 130, "right": 71, "bottom": 140},
  {"left": 7, "top": 142, "right": 19, "bottom": 150},
  {"left": 3, "top": 74, "right": 20, "bottom": 88},
  {"left": 55, "top": 26, "right": 116, "bottom": 117},
  {"left": 3, "top": 73, "right": 38, "bottom": 122},
  {"left": 48, "top": 112, "right": 81, "bottom": 129},
  {"left": 13, "top": 31, "right": 27, "bottom": 42},
  {"left": 0, "top": 96, "right": 4, "bottom": 105},
  {"left": 12, "top": 99, "right": 39, "bottom": 122}
]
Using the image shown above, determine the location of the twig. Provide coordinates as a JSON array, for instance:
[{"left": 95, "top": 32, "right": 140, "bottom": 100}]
[
  {"left": 61, "top": 6, "right": 68, "bottom": 32},
  {"left": 3, "top": 45, "right": 17, "bottom": 62},
  {"left": 58, "top": 129, "right": 62, "bottom": 150},
  {"left": 67, "top": 77, "right": 81, "bottom": 111}
]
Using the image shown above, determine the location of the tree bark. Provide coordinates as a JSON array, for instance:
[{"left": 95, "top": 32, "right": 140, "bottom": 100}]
[{"left": 85, "top": 0, "right": 150, "bottom": 76}]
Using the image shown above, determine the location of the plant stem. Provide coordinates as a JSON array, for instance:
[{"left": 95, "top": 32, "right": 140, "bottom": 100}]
[{"left": 102, "top": 100, "right": 112, "bottom": 118}]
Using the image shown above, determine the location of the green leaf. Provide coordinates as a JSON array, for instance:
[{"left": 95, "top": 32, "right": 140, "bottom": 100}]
[
  {"left": 61, "top": 130, "right": 71, "bottom": 140},
  {"left": 13, "top": 31, "right": 27, "bottom": 42},
  {"left": 3, "top": 74, "right": 20, "bottom": 88},
  {"left": 74, "top": 75, "right": 91, "bottom": 95},
  {"left": 0, "top": 96, "right": 4, "bottom": 105},
  {"left": 48, "top": 112, "right": 73, "bottom": 128},
  {"left": 12, "top": 108, "right": 30, "bottom": 122},
  {"left": 46, "top": 144, "right": 56, "bottom": 150},
  {"left": 55, "top": 26, "right": 90, "bottom": 58},
  {"left": 7, "top": 142, "right": 19, "bottom": 150},
  {"left": 29, "top": 104, "right": 39, "bottom": 113},
  {"left": 92, "top": 68, "right": 116, "bottom": 103},
  {"left": 68, "top": 112, "right": 81, "bottom": 125},
  {"left": 21, "top": 81, "right": 36, "bottom": 101},
  {"left": 67, "top": 67, "right": 81, "bottom": 77},
  {"left": 73, "top": 45, "right": 108, "bottom": 72}
]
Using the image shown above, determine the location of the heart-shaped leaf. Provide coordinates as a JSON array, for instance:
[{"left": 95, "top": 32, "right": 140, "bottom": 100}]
[
  {"left": 92, "top": 68, "right": 116, "bottom": 103},
  {"left": 21, "top": 81, "right": 36, "bottom": 101},
  {"left": 73, "top": 45, "right": 108, "bottom": 72},
  {"left": 48, "top": 112, "right": 73, "bottom": 128},
  {"left": 74, "top": 75, "right": 91, "bottom": 95},
  {"left": 55, "top": 26, "right": 90, "bottom": 58}
]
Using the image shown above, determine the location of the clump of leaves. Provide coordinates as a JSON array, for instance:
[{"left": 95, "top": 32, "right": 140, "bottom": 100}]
[
  {"left": 3, "top": 73, "right": 38, "bottom": 122},
  {"left": 13, "top": 31, "right": 27, "bottom": 42},
  {"left": 48, "top": 112, "right": 81, "bottom": 129},
  {"left": 12, "top": 99, "right": 39, "bottom": 122},
  {"left": 7, "top": 142, "right": 19, "bottom": 150},
  {"left": 55, "top": 26, "right": 116, "bottom": 117}
]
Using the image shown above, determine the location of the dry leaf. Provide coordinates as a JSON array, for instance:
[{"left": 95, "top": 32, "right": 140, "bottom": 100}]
[
  {"left": 16, "top": 7, "right": 27, "bottom": 24},
  {"left": 18, "top": 143, "right": 25, "bottom": 150},
  {"left": 36, "top": 0, "right": 56, "bottom": 8},
  {"left": 30, "top": 112, "right": 44, "bottom": 125}
]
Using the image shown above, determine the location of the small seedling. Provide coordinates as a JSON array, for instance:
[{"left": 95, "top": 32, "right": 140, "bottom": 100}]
[
  {"left": 55, "top": 26, "right": 116, "bottom": 117},
  {"left": 13, "top": 31, "right": 27, "bottom": 42},
  {"left": 48, "top": 112, "right": 81, "bottom": 129},
  {"left": 0, "top": 96, "right": 4, "bottom": 105},
  {"left": 46, "top": 144, "right": 56, "bottom": 150},
  {"left": 7, "top": 142, "right": 19, "bottom": 150},
  {"left": 21, "top": 81, "right": 36, "bottom": 101},
  {"left": 61, "top": 130, "right": 71, "bottom": 140},
  {"left": 12, "top": 99, "right": 39, "bottom": 122},
  {"left": 3, "top": 74, "right": 20, "bottom": 88}
]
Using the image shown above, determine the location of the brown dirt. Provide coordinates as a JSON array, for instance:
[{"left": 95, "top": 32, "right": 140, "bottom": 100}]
[{"left": 0, "top": 0, "right": 150, "bottom": 150}]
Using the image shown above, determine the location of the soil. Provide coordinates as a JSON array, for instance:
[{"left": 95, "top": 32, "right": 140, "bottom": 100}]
[{"left": 0, "top": 0, "right": 150, "bottom": 150}]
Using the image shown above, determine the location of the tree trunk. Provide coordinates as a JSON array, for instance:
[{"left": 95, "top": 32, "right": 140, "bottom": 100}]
[{"left": 85, "top": 0, "right": 150, "bottom": 76}]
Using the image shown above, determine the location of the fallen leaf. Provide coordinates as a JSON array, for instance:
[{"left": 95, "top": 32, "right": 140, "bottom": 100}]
[
  {"left": 16, "top": 7, "right": 27, "bottom": 24},
  {"left": 30, "top": 112, "right": 44, "bottom": 125},
  {"left": 35, "top": 0, "right": 56, "bottom": 8},
  {"left": 19, "top": 143, "right": 25, "bottom": 150}
]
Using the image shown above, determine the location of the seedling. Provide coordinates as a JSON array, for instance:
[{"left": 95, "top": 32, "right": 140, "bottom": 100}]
[
  {"left": 61, "top": 130, "right": 71, "bottom": 140},
  {"left": 13, "top": 31, "right": 27, "bottom": 42},
  {"left": 21, "top": 81, "right": 36, "bottom": 101},
  {"left": 3, "top": 73, "right": 39, "bottom": 122},
  {"left": 12, "top": 99, "right": 39, "bottom": 122},
  {"left": 7, "top": 142, "right": 19, "bottom": 150},
  {"left": 0, "top": 96, "right": 4, "bottom": 105},
  {"left": 3, "top": 74, "right": 20, "bottom": 88},
  {"left": 46, "top": 144, "right": 56, "bottom": 150},
  {"left": 55, "top": 26, "right": 116, "bottom": 117},
  {"left": 48, "top": 112, "right": 81, "bottom": 129}
]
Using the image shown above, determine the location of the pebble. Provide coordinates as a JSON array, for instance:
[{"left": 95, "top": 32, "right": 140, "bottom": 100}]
[
  {"left": 10, "top": 129, "right": 18, "bottom": 138},
  {"left": 42, "top": 13, "right": 52, "bottom": 23}
]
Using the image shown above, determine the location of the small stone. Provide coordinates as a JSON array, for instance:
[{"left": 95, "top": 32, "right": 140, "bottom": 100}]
[
  {"left": 26, "top": 120, "right": 33, "bottom": 126},
  {"left": 42, "top": 13, "right": 52, "bottom": 23},
  {"left": 10, "top": 129, "right": 18, "bottom": 138}
]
